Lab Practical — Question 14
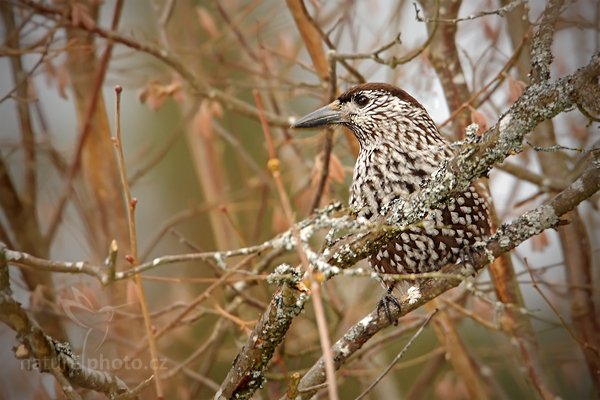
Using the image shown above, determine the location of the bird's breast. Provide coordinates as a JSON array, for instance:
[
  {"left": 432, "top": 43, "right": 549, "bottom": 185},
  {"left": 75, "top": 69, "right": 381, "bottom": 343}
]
[{"left": 350, "top": 146, "right": 439, "bottom": 217}]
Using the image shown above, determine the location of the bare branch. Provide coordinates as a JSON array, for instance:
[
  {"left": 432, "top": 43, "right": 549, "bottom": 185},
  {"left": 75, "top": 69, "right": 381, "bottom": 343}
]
[
  {"left": 0, "top": 256, "right": 132, "bottom": 398},
  {"left": 18, "top": 0, "right": 293, "bottom": 128},
  {"left": 355, "top": 309, "right": 438, "bottom": 400},
  {"left": 415, "top": 0, "right": 526, "bottom": 24}
]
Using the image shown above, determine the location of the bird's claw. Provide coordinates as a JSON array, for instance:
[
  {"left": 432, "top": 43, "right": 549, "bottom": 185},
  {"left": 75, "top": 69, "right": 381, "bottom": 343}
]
[
  {"left": 458, "top": 245, "right": 481, "bottom": 275},
  {"left": 376, "top": 289, "right": 402, "bottom": 326}
]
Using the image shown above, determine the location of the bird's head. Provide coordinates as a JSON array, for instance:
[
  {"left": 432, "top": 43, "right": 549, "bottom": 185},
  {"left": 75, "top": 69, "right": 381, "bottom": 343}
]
[{"left": 292, "top": 83, "right": 443, "bottom": 148}]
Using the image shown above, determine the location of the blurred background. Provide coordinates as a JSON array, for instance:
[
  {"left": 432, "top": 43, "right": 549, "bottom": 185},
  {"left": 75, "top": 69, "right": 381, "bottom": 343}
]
[{"left": 0, "top": 0, "right": 598, "bottom": 398}]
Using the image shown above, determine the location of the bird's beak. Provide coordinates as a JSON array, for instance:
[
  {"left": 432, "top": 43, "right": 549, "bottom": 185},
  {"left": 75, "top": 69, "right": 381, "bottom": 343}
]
[{"left": 291, "top": 102, "right": 343, "bottom": 129}]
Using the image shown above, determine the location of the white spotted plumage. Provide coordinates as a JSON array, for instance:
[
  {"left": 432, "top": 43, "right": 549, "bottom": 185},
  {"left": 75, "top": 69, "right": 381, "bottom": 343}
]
[
  {"left": 292, "top": 82, "right": 492, "bottom": 298},
  {"left": 334, "top": 83, "right": 492, "bottom": 292}
]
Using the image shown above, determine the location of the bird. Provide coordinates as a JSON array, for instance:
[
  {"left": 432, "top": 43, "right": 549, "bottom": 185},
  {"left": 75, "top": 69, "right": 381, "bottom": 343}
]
[{"left": 292, "top": 82, "right": 492, "bottom": 323}]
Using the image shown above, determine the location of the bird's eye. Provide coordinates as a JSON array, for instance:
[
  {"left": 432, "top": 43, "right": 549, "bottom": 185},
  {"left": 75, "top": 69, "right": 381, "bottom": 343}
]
[{"left": 354, "top": 94, "right": 369, "bottom": 108}]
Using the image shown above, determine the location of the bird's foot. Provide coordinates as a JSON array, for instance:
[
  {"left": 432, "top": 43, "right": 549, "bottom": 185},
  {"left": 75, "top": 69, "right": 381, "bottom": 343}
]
[
  {"left": 458, "top": 245, "right": 482, "bottom": 276},
  {"left": 376, "top": 288, "right": 402, "bottom": 326}
]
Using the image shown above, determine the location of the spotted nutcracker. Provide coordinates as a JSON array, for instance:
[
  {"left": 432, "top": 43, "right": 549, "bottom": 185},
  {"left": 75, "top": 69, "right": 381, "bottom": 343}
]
[{"left": 292, "top": 83, "right": 491, "bottom": 322}]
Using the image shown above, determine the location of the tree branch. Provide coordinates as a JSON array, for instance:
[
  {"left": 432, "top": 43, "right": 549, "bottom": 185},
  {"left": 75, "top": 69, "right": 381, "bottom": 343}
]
[
  {"left": 0, "top": 254, "right": 133, "bottom": 398},
  {"left": 216, "top": 54, "right": 600, "bottom": 398},
  {"left": 293, "top": 147, "right": 600, "bottom": 398}
]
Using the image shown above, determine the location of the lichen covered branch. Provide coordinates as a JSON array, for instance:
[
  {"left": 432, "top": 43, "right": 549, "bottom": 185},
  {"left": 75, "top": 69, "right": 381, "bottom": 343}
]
[
  {"left": 293, "top": 147, "right": 600, "bottom": 398},
  {"left": 0, "top": 254, "right": 131, "bottom": 398},
  {"left": 216, "top": 265, "right": 309, "bottom": 399}
]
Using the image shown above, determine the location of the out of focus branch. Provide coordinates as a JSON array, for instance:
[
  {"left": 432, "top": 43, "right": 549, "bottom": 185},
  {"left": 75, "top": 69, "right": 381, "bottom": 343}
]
[
  {"left": 19, "top": 0, "right": 292, "bottom": 128},
  {"left": 415, "top": 0, "right": 526, "bottom": 24},
  {"left": 285, "top": 0, "right": 329, "bottom": 81},
  {"left": 0, "top": 255, "right": 132, "bottom": 398}
]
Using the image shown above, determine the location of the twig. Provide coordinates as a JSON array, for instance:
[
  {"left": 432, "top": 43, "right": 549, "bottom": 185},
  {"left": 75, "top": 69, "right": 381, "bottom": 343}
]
[
  {"left": 330, "top": 20, "right": 438, "bottom": 69},
  {"left": 308, "top": 17, "right": 365, "bottom": 83},
  {"left": 1, "top": 232, "right": 290, "bottom": 283},
  {"left": 145, "top": 254, "right": 257, "bottom": 351},
  {"left": 526, "top": 141, "right": 588, "bottom": 153},
  {"left": 285, "top": 0, "right": 329, "bottom": 81},
  {"left": 414, "top": 0, "right": 525, "bottom": 24},
  {"left": 441, "top": 297, "right": 498, "bottom": 330},
  {"left": 495, "top": 161, "right": 567, "bottom": 192},
  {"left": 19, "top": 0, "right": 293, "bottom": 128},
  {"left": 215, "top": 1, "right": 259, "bottom": 62},
  {"left": 354, "top": 309, "right": 438, "bottom": 400},
  {"left": 404, "top": 351, "right": 446, "bottom": 400},
  {"left": 253, "top": 89, "right": 339, "bottom": 400},
  {"left": 524, "top": 258, "right": 599, "bottom": 357},
  {"left": 128, "top": 121, "right": 185, "bottom": 186},
  {"left": 1, "top": 1, "right": 41, "bottom": 220},
  {"left": 162, "top": 310, "right": 229, "bottom": 380},
  {"left": 287, "top": 0, "right": 340, "bottom": 216},
  {"left": 112, "top": 85, "right": 163, "bottom": 398},
  {"left": 45, "top": 0, "right": 124, "bottom": 244},
  {"left": 439, "top": 33, "right": 529, "bottom": 129},
  {"left": 0, "top": 258, "right": 130, "bottom": 397},
  {"left": 308, "top": 52, "right": 337, "bottom": 213}
]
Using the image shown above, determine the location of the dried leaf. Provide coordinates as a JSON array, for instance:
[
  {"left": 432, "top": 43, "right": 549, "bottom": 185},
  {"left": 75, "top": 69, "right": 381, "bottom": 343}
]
[
  {"left": 196, "top": 6, "right": 219, "bottom": 39},
  {"left": 71, "top": 3, "right": 96, "bottom": 30},
  {"left": 194, "top": 100, "right": 222, "bottom": 140},
  {"left": 482, "top": 20, "right": 499, "bottom": 41},
  {"left": 138, "top": 77, "right": 183, "bottom": 111},
  {"left": 470, "top": 109, "right": 488, "bottom": 135},
  {"left": 278, "top": 34, "right": 294, "bottom": 60},
  {"left": 328, "top": 153, "right": 345, "bottom": 184},
  {"left": 507, "top": 76, "right": 526, "bottom": 104},
  {"left": 271, "top": 207, "right": 288, "bottom": 233}
]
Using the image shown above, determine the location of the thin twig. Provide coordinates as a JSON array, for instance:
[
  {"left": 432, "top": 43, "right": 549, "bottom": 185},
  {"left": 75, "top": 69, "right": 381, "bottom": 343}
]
[
  {"left": 253, "top": 89, "right": 339, "bottom": 400},
  {"left": 112, "top": 85, "right": 164, "bottom": 398},
  {"left": 524, "top": 258, "right": 599, "bottom": 357},
  {"left": 45, "top": 0, "right": 124, "bottom": 243},
  {"left": 19, "top": 0, "right": 293, "bottom": 127},
  {"left": 355, "top": 309, "right": 438, "bottom": 400},
  {"left": 414, "top": 0, "right": 525, "bottom": 24},
  {"left": 439, "top": 33, "right": 529, "bottom": 129},
  {"left": 308, "top": 53, "right": 338, "bottom": 213}
]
